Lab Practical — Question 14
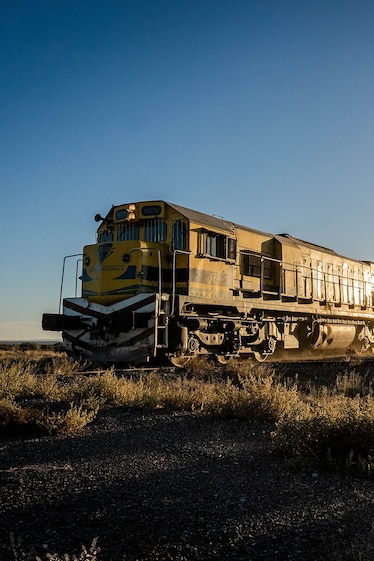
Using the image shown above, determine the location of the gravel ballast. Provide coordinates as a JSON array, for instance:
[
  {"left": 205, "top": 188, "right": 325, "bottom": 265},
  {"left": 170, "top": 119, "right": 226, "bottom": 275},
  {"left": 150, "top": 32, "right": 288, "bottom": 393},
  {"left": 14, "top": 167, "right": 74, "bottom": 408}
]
[{"left": 1, "top": 408, "right": 374, "bottom": 561}]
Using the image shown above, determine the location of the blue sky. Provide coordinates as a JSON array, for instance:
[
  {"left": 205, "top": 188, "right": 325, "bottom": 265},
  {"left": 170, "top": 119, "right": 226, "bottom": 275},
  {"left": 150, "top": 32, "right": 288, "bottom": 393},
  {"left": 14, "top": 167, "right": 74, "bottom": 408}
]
[{"left": 1, "top": 0, "right": 374, "bottom": 340}]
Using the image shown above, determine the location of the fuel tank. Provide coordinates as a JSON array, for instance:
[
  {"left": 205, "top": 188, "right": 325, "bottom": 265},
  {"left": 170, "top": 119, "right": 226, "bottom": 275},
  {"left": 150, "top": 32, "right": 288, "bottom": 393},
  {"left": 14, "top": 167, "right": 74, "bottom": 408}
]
[{"left": 310, "top": 323, "right": 356, "bottom": 350}]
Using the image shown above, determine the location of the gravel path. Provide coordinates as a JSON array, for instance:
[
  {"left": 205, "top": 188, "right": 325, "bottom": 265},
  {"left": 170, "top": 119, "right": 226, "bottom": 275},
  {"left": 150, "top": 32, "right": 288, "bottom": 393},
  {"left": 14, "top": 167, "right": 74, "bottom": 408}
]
[{"left": 1, "top": 408, "right": 374, "bottom": 561}]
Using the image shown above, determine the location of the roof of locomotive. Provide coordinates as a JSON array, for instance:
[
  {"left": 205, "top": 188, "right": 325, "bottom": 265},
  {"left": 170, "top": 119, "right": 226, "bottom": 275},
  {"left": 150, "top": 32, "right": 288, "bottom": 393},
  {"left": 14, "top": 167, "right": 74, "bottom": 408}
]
[
  {"left": 276, "top": 233, "right": 338, "bottom": 256},
  {"left": 168, "top": 202, "right": 338, "bottom": 254},
  {"left": 108, "top": 201, "right": 367, "bottom": 265},
  {"left": 167, "top": 201, "right": 271, "bottom": 237},
  {"left": 168, "top": 202, "right": 237, "bottom": 234},
  {"left": 167, "top": 202, "right": 367, "bottom": 263}
]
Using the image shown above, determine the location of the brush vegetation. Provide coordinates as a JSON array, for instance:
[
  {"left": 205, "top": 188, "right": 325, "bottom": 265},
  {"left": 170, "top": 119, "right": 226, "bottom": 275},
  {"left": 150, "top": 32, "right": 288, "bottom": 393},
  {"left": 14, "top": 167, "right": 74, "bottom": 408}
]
[
  {"left": 2, "top": 345, "right": 374, "bottom": 561},
  {"left": 10, "top": 533, "right": 99, "bottom": 561},
  {"left": 1, "top": 345, "right": 374, "bottom": 478}
]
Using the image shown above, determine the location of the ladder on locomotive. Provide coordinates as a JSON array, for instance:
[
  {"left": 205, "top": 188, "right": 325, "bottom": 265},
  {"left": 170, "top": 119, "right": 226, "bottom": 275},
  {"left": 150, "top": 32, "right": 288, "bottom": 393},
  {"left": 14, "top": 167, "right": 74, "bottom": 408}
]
[{"left": 154, "top": 294, "right": 169, "bottom": 350}]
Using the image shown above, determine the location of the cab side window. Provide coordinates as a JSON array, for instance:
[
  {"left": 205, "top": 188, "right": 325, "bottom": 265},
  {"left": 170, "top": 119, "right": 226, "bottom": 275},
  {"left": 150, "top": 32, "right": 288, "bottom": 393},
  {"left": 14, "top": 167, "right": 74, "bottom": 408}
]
[
  {"left": 97, "top": 229, "right": 113, "bottom": 243},
  {"left": 173, "top": 220, "right": 187, "bottom": 250}
]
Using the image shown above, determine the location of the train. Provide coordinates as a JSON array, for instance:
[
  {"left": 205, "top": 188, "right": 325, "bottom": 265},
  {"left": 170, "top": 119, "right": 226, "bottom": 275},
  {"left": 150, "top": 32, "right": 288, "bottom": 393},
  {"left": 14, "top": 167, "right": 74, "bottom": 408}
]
[{"left": 42, "top": 200, "right": 374, "bottom": 366}]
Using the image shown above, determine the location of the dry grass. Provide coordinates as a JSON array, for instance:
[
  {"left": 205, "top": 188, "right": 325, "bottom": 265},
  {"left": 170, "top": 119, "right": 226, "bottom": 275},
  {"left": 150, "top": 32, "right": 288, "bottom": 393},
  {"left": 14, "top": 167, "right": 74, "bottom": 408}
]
[
  {"left": 0, "top": 360, "right": 39, "bottom": 400},
  {"left": 10, "top": 533, "right": 99, "bottom": 561},
  {"left": 1, "top": 345, "right": 374, "bottom": 477},
  {"left": 3, "top": 346, "right": 374, "bottom": 561},
  {"left": 0, "top": 343, "right": 65, "bottom": 361},
  {"left": 0, "top": 348, "right": 97, "bottom": 436},
  {"left": 37, "top": 404, "right": 98, "bottom": 436}
]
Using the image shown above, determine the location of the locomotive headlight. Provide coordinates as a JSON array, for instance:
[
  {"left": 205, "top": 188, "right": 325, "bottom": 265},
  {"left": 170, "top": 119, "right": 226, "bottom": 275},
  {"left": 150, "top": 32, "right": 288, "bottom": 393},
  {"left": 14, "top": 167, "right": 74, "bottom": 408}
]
[
  {"left": 84, "top": 256, "right": 91, "bottom": 266},
  {"left": 127, "top": 203, "right": 136, "bottom": 221},
  {"left": 122, "top": 253, "right": 131, "bottom": 263}
]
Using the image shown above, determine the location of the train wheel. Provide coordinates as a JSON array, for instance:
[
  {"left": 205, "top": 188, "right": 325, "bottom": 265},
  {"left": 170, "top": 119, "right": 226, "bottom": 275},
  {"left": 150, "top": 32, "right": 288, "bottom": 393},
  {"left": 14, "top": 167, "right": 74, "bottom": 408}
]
[
  {"left": 253, "top": 337, "right": 277, "bottom": 362},
  {"left": 216, "top": 355, "right": 236, "bottom": 365},
  {"left": 253, "top": 351, "right": 270, "bottom": 362},
  {"left": 170, "top": 356, "right": 192, "bottom": 368}
]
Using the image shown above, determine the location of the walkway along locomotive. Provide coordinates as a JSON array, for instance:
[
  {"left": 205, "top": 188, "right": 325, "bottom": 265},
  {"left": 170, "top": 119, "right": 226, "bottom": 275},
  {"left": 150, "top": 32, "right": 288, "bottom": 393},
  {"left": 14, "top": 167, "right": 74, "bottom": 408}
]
[{"left": 42, "top": 200, "right": 374, "bottom": 365}]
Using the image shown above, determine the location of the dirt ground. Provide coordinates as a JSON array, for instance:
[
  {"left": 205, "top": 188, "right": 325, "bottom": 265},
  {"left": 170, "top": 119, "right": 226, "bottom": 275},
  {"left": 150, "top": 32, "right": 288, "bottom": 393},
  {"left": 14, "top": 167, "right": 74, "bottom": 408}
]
[{"left": 1, "top": 406, "right": 374, "bottom": 561}]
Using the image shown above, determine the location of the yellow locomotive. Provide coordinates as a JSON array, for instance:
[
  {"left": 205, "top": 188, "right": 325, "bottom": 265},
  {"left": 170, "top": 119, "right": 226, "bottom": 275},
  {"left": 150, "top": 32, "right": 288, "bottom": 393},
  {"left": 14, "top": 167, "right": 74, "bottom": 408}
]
[{"left": 42, "top": 200, "right": 374, "bottom": 365}]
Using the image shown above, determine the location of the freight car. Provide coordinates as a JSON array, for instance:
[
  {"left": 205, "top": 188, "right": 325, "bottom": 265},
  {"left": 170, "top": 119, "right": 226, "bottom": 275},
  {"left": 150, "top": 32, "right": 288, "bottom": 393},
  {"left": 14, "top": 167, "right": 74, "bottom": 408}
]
[{"left": 42, "top": 200, "right": 374, "bottom": 365}]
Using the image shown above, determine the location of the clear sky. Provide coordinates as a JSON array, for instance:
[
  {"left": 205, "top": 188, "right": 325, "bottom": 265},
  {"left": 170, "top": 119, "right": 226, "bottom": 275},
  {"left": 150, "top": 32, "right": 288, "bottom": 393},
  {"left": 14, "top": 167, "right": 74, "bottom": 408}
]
[{"left": 1, "top": 0, "right": 374, "bottom": 341}]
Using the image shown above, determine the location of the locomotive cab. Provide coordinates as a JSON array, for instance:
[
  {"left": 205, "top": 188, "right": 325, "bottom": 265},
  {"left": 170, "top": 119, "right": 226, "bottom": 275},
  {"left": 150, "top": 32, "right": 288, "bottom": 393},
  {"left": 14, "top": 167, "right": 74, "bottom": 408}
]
[
  {"left": 81, "top": 201, "right": 190, "bottom": 305},
  {"left": 42, "top": 201, "right": 192, "bottom": 363}
]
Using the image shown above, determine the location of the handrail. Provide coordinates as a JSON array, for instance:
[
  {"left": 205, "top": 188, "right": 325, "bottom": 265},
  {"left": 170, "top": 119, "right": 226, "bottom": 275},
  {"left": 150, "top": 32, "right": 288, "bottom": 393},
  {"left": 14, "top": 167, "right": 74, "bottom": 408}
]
[
  {"left": 75, "top": 258, "right": 83, "bottom": 297},
  {"left": 240, "top": 250, "right": 369, "bottom": 306},
  {"left": 59, "top": 254, "right": 84, "bottom": 314},
  {"left": 171, "top": 249, "right": 191, "bottom": 316}
]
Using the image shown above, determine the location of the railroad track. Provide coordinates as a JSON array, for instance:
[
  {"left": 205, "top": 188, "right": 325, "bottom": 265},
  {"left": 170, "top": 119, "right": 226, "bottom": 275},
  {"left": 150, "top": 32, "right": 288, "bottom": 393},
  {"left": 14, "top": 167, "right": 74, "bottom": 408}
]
[
  {"left": 74, "top": 355, "right": 374, "bottom": 378},
  {"left": 74, "top": 365, "right": 179, "bottom": 378}
]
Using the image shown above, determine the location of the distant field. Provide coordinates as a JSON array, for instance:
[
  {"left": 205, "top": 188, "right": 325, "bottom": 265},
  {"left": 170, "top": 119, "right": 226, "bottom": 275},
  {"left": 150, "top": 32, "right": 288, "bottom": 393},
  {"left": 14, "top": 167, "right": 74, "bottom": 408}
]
[
  {"left": 0, "top": 341, "right": 64, "bottom": 360},
  {"left": 0, "top": 340, "right": 61, "bottom": 345}
]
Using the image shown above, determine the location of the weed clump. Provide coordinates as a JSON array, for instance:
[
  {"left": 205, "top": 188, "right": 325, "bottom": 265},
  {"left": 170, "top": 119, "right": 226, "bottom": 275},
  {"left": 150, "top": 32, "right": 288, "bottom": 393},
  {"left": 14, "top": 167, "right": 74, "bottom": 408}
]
[
  {"left": 10, "top": 534, "right": 100, "bottom": 561},
  {"left": 272, "top": 395, "right": 374, "bottom": 475},
  {"left": 38, "top": 404, "right": 98, "bottom": 436},
  {"left": 0, "top": 360, "right": 39, "bottom": 400}
]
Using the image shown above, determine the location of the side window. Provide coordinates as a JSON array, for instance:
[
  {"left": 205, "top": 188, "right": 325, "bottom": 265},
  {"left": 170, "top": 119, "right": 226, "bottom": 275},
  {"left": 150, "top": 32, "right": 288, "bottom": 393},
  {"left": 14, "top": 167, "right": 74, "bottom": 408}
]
[
  {"left": 97, "top": 229, "right": 113, "bottom": 243},
  {"left": 227, "top": 238, "right": 237, "bottom": 261},
  {"left": 144, "top": 219, "right": 167, "bottom": 242},
  {"left": 117, "top": 222, "right": 139, "bottom": 241},
  {"left": 240, "top": 251, "right": 271, "bottom": 279},
  {"left": 173, "top": 220, "right": 187, "bottom": 250},
  {"left": 207, "top": 232, "right": 225, "bottom": 259},
  {"left": 199, "top": 231, "right": 236, "bottom": 261}
]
